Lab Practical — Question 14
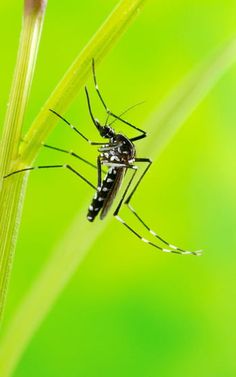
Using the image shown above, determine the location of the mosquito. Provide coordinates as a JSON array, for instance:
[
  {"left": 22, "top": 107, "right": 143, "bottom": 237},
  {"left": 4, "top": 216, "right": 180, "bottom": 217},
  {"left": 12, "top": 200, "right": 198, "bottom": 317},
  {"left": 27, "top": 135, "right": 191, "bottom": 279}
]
[{"left": 4, "top": 59, "right": 201, "bottom": 256}]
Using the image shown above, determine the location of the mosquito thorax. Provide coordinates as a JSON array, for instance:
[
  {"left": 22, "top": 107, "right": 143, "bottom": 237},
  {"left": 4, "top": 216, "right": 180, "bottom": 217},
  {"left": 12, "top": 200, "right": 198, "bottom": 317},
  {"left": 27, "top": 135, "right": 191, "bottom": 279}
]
[
  {"left": 119, "top": 131, "right": 135, "bottom": 149},
  {"left": 99, "top": 133, "right": 136, "bottom": 166}
]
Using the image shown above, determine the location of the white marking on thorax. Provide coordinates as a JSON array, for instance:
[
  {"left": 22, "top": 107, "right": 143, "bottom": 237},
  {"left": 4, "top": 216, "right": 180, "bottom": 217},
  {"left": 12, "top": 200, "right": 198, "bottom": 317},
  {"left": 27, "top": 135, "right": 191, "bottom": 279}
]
[{"left": 110, "top": 155, "right": 120, "bottom": 162}]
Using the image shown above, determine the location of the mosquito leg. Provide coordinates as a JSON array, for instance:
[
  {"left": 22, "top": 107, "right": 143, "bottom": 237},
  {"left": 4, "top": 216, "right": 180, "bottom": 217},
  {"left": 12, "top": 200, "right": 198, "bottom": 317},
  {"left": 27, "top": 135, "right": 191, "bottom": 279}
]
[
  {"left": 130, "top": 134, "right": 147, "bottom": 142},
  {"left": 125, "top": 158, "right": 152, "bottom": 205},
  {"left": 92, "top": 58, "right": 110, "bottom": 112},
  {"left": 42, "top": 143, "right": 98, "bottom": 169},
  {"left": 115, "top": 211, "right": 201, "bottom": 255},
  {"left": 113, "top": 168, "right": 138, "bottom": 218},
  {"left": 84, "top": 86, "right": 105, "bottom": 136},
  {"left": 4, "top": 164, "right": 96, "bottom": 190},
  {"left": 85, "top": 85, "right": 123, "bottom": 139},
  {"left": 108, "top": 111, "right": 147, "bottom": 138},
  {"left": 42, "top": 143, "right": 107, "bottom": 175},
  {"left": 122, "top": 158, "right": 201, "bottom": 255},
  {"left": 49, "top": 109, "right": 104, "bottom": 146},
  {"left": 97, "top": 156, "right": 102, "bottom": 188},
  {"left": 127, "top": 202, "right": 201, "bottom": 255},
  {"left": 112, "top": 168, "right": 192, "bottom": 255},
  {"left": 91, "top": 59, "right": 146, "bottom": 139}
]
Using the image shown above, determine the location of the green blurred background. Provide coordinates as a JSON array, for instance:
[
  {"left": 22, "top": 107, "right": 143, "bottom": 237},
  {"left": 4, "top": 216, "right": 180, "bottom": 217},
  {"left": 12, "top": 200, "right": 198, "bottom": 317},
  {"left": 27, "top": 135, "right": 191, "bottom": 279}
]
[{"left": 1, "top": 0, "right": 236, "bottom": 376}]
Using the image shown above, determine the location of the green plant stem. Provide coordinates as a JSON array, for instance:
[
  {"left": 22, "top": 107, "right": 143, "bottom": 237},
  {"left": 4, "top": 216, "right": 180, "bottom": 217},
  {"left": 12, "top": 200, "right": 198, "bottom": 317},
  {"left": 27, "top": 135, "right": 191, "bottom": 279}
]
[
  {"left": 1, "top": 37, "right": 236, "bottom": 377},
  {"left": 0, "top": 0, "right": 47, "bottom": 323}
]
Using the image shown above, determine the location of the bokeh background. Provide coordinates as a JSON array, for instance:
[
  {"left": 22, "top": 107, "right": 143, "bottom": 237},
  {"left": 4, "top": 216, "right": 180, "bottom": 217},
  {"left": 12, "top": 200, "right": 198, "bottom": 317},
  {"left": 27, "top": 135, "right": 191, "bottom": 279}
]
[{"left": 1, "top": 0, "right": 236, "bottom": 376}]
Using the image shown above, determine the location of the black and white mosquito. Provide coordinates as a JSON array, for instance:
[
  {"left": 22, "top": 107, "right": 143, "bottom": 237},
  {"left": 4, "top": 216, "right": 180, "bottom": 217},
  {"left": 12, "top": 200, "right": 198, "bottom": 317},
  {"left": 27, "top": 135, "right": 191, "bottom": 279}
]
[{"left": 4, "top": 60, "right": 201, "bottom": 256}]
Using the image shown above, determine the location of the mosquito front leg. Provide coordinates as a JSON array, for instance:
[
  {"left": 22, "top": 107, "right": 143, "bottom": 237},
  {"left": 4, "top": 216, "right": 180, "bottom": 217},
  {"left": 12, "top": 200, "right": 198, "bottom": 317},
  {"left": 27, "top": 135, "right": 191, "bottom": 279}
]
[
  {"left": 49, "top": 109, "right": 105, "bottom": 146},
  {"left": 91, "top": 59, "right": 146, "bottom": 140},
  {"left": 92, "top": 58, "right": 109, "bottom": 113}
]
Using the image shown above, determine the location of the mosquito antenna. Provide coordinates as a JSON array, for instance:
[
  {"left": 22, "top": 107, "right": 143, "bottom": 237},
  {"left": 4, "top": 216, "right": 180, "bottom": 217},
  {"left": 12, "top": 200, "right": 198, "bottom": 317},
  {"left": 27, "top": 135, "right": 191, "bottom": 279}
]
[
  {"left": 105, "top": 113, "right": 110, "bottom": 126},
  {"left": 108, "top": 101, "right": 145, "bottom": 127}
]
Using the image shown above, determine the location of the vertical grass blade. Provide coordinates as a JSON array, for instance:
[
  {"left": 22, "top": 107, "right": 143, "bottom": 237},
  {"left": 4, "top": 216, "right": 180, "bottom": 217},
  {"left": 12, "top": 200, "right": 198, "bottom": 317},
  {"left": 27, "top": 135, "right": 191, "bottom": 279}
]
[
  {"left": 0, "top": 0, "right": 47, "bottom": 323},
  {"left": 1, "top": 36, "right": 236, "bottom": 377}
]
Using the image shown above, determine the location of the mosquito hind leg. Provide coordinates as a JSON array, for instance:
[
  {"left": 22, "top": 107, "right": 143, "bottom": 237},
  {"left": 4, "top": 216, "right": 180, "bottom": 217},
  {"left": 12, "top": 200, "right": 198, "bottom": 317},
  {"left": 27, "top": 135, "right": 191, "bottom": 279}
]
[
  {"left": 121, "top": 158, "right": 201, "bottom": 255},
  {"left": 126, "top": 202, "right": 202, "bottom": 255},
  {"left": 125, "top": 158, "right": 152, "bottom": 205},
  {"left": 113, "top": 162, "right": 201, "bottom": 256}
]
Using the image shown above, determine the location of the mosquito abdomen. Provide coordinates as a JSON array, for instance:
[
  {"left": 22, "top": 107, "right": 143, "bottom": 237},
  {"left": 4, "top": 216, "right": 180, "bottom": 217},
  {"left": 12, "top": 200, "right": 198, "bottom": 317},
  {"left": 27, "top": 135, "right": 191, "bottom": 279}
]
[{"left": 87, "top": 168, "right": 118, "bottom": 222}]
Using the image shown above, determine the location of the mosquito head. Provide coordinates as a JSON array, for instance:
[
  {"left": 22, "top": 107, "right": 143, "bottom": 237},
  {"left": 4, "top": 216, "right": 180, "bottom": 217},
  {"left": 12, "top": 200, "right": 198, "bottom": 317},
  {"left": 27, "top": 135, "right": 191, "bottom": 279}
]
[{"left": 100, "top": 125, "right": 115, "bottom": 139}]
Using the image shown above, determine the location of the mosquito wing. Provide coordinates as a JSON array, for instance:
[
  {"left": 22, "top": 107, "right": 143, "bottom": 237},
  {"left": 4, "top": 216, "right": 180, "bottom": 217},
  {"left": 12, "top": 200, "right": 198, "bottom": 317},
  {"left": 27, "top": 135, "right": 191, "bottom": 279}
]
[{"left": 100, "top": 168, "right": 126, "bottom": 220}]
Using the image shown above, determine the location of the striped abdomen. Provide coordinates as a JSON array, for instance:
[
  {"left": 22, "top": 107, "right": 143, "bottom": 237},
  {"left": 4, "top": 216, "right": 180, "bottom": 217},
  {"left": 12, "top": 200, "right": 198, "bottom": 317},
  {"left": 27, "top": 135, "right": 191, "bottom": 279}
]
[{"left": 87, "top": 167, "right": 125, "bottom": 222}]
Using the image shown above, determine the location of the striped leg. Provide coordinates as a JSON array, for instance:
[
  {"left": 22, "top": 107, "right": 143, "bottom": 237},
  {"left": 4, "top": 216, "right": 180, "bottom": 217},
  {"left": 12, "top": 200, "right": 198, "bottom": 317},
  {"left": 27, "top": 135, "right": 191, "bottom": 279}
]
[
  {"left": 42, "top": 143, "right": 106, "bottom": 174},
  {"left": 125, "top": 158, "right": 152, "bottom": 204},
  {"left": 43, "top": 143, "right": 105, "bottom": 187},
  {"left": 4, "top": 164, "right": 96, "bottom": 190},
  {"left": 113, "top": 168, "right": 138, "bottom": 217},
  {"left": 43, "top": 143, "right": 98, "bottom": 170},
  {"left": 91, "top": 59, "right": 146, "bottom": 140},
  {"left": 115, "top": 213, "right": 201, "bottom": 256},
  {"left": 49, "top": 109, "right": 105, "bottom": 146},
  {"left": 126, "top": 204, "right": 202, "bottom": 255},
  {"left": 97, "top": 156, "right": 102, "bottom": 188},
  {"left": 114, "top": 161, "right": 201, "bottom": 256}
]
